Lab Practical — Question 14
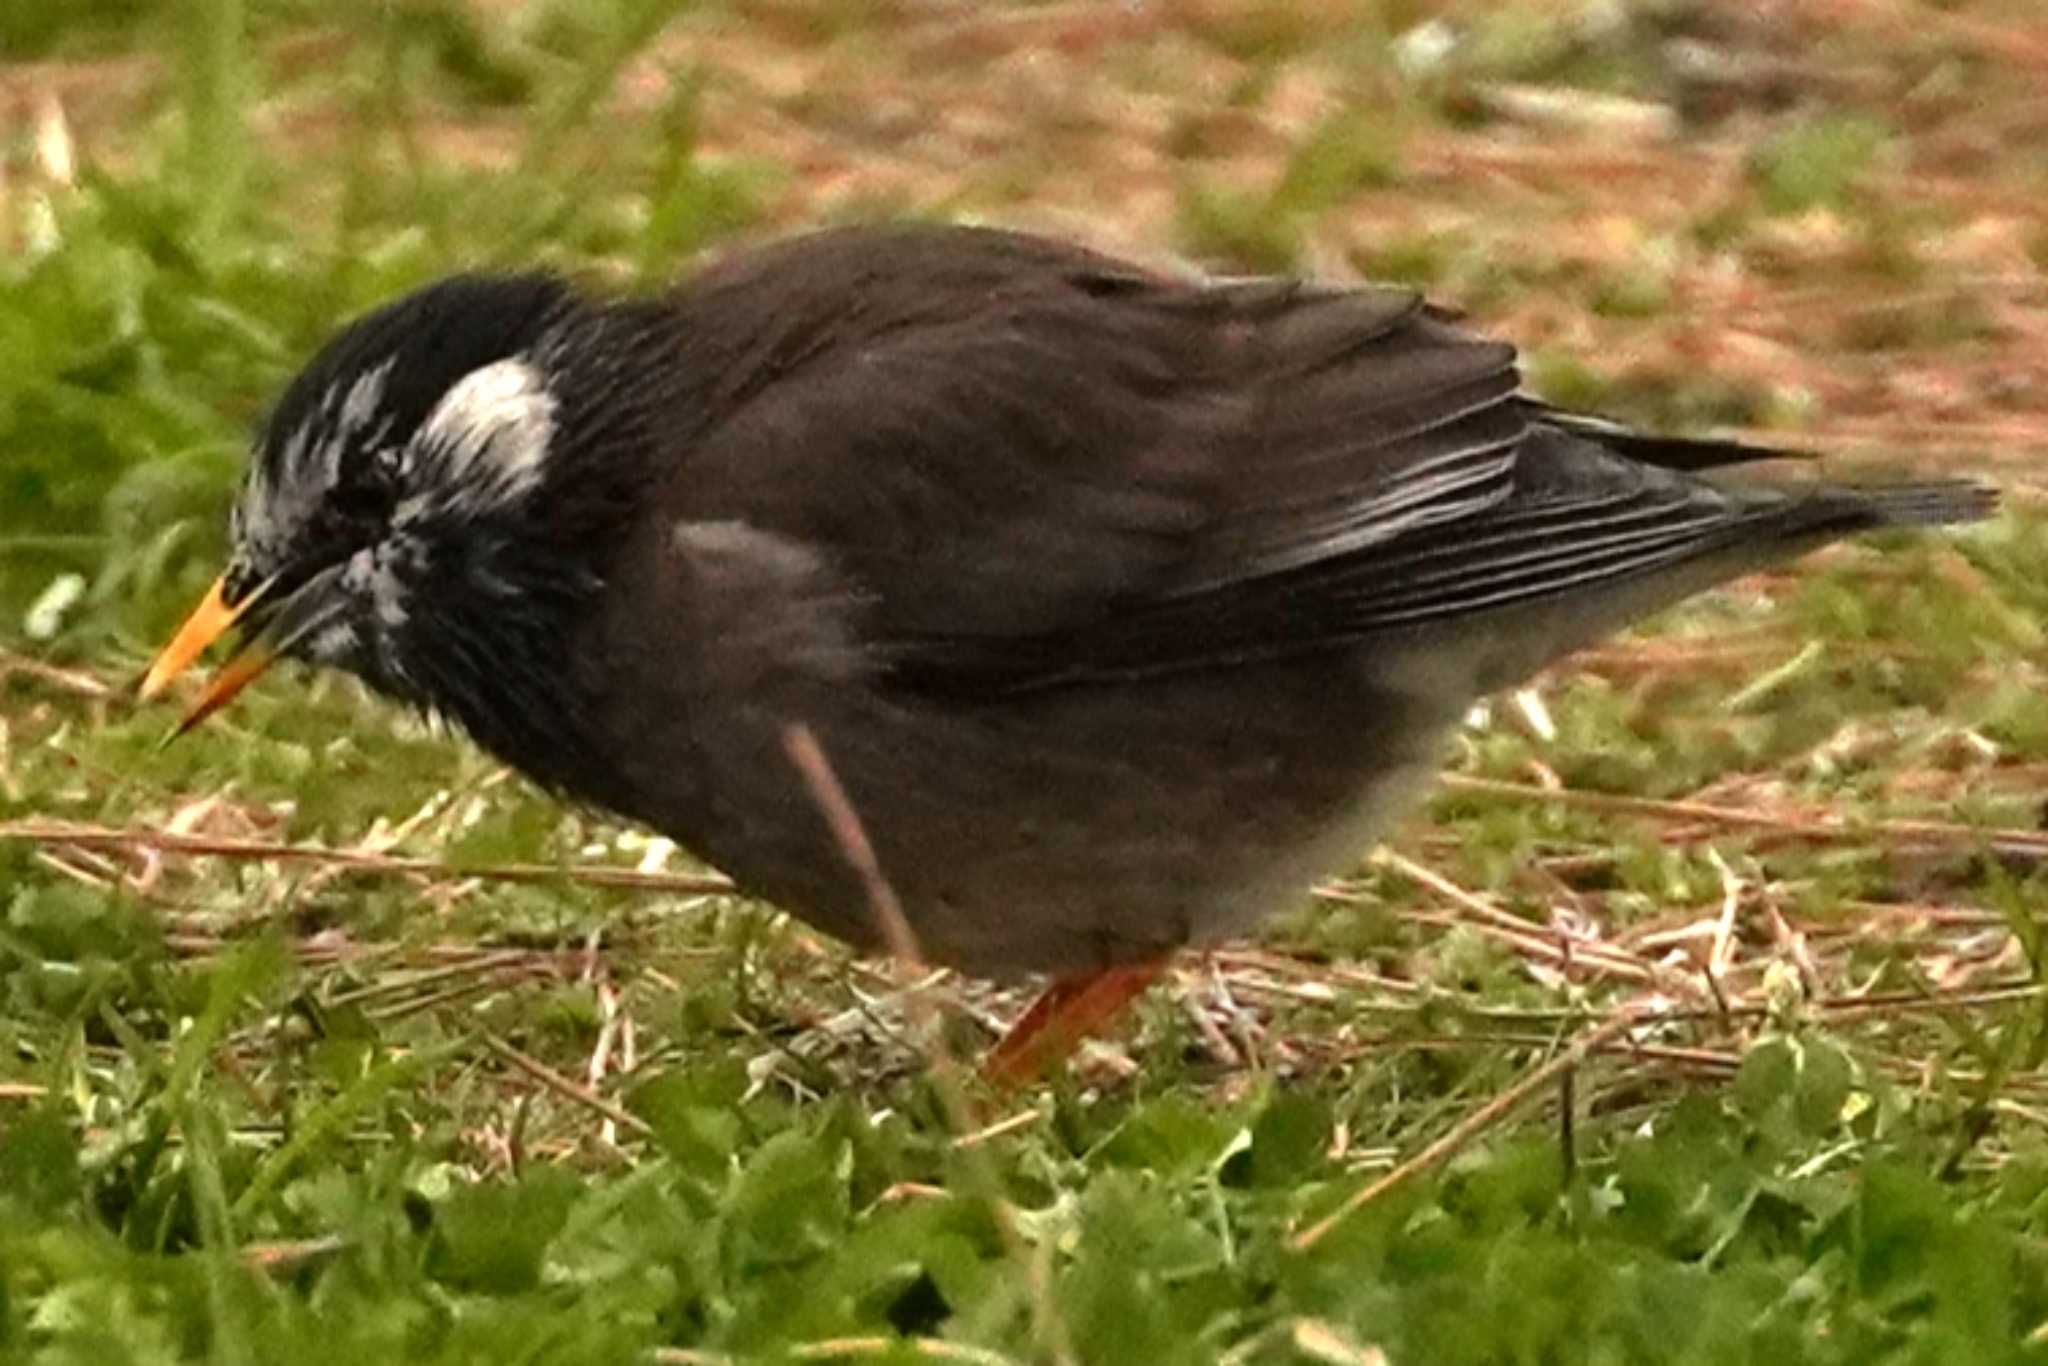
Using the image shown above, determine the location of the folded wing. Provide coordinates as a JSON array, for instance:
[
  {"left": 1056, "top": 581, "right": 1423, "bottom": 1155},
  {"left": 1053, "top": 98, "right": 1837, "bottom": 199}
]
[{"left": 667, "top": 226, "right": 1982, "bottom": 698}]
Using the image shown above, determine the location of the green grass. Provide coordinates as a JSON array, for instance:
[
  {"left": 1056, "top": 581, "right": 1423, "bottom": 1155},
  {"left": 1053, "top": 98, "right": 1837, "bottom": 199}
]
[{"left": 7, "top": 1, "right": 2048, "bottom": 1362}]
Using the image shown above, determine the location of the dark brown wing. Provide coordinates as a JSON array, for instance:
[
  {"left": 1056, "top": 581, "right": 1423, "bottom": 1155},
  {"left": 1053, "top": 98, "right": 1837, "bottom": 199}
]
[
  {"left": 669, "top": 224, "right": 1517, "bottom": 638},
  {"left": 663, "top": 225, "right": 1961, "bottom": 696}
]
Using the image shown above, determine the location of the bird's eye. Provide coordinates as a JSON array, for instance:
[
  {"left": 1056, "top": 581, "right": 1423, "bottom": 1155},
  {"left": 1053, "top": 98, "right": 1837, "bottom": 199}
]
[{"left": 328, "top": 473, "right": 394, "bottom": 527}]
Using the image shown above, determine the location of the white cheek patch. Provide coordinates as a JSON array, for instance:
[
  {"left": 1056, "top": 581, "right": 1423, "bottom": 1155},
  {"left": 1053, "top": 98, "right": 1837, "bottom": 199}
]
[{"left": 401, "top": 355, "right": 557, "bottom": 520}]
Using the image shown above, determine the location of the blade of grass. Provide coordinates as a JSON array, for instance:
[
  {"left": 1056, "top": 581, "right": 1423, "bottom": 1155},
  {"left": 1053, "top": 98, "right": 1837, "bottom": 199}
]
[
  {"left": 505, "top": 0, "right": 698, "bottom": 255},
  {"left": 231, "top": 1039, "right": 459, "bottom": 1222},
  {"left": 162, "top": 936, "right": 288, "bottom": 1115},
  {"left": 176, "top": 0, "right": 253, "bottom": 252},
  {"left": 182, "top": 1098, "right": 258, "bottom": 1366}
]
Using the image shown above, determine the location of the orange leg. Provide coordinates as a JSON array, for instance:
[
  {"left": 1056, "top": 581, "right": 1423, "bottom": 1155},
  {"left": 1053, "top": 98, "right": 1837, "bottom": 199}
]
[{"left": 982, "top": 959, "right": 1170, "bottom": 1087}]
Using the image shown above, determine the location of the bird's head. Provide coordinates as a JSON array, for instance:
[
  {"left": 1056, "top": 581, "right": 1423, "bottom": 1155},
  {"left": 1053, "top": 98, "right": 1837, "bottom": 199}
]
[{"left": 142, "top": 273, "right": 644, "bottom": 770}]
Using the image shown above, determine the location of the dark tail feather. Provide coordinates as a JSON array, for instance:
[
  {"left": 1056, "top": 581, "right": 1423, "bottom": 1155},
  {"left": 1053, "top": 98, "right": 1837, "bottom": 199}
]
[
  {"left": 1822, "top": 478, "right": 1999, "bottom": 531},
  {"left": 1442, "top": 474, "right": 1995, "bottom": 695},
  {"left": 1529, "top": 402, "right": 2003, "bottom": 525}
]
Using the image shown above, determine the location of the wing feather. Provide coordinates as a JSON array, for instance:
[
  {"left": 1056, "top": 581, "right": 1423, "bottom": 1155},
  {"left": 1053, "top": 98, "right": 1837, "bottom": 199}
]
[{"left": 664, "top": 225, "right": 1869, "bottom": 700}]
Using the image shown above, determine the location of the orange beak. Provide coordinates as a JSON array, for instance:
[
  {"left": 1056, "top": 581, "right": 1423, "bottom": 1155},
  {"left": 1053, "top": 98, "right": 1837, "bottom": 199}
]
[{"left": 138, "top": 574, "right": 279, "bottom": 737}]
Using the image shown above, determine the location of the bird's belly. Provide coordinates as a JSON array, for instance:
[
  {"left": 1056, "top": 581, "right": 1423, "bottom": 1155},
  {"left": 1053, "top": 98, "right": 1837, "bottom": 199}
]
[
  {"left": 1186, "top": 754, "right": 1440, "bottom": 943},
  {"left": 608, "top": 656, "right": 1464, "bottom": 979},
  {"left": 867, "top": 731, "right": 1448, "bottom": 977}
]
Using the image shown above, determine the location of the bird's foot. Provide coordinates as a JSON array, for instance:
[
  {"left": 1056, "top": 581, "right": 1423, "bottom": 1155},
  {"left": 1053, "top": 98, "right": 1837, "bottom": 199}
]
[{"left": 982, "top": 959, "right": 1169, "bottom": 1088}]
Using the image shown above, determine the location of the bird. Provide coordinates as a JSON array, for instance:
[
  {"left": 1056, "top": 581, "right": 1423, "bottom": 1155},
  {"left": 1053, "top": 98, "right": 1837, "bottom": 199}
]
[{"left": 140, "top": 222, "right": 1995, "bottom": 1082}]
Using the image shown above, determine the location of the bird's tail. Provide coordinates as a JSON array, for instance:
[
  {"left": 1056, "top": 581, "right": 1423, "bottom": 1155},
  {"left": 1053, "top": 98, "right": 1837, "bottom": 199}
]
[
  {"left": 1442, "top": 469, "right": 1999, "bottom": 695},
  {"left": 1820, "top": 478, "right": 1999, "bottom": 531}
]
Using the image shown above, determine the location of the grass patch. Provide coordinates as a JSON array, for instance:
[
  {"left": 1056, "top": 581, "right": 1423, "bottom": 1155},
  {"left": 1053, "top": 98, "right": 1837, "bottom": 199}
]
[{"left": 1749, "top": 114, "right": 1893, "bottom": 217}]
